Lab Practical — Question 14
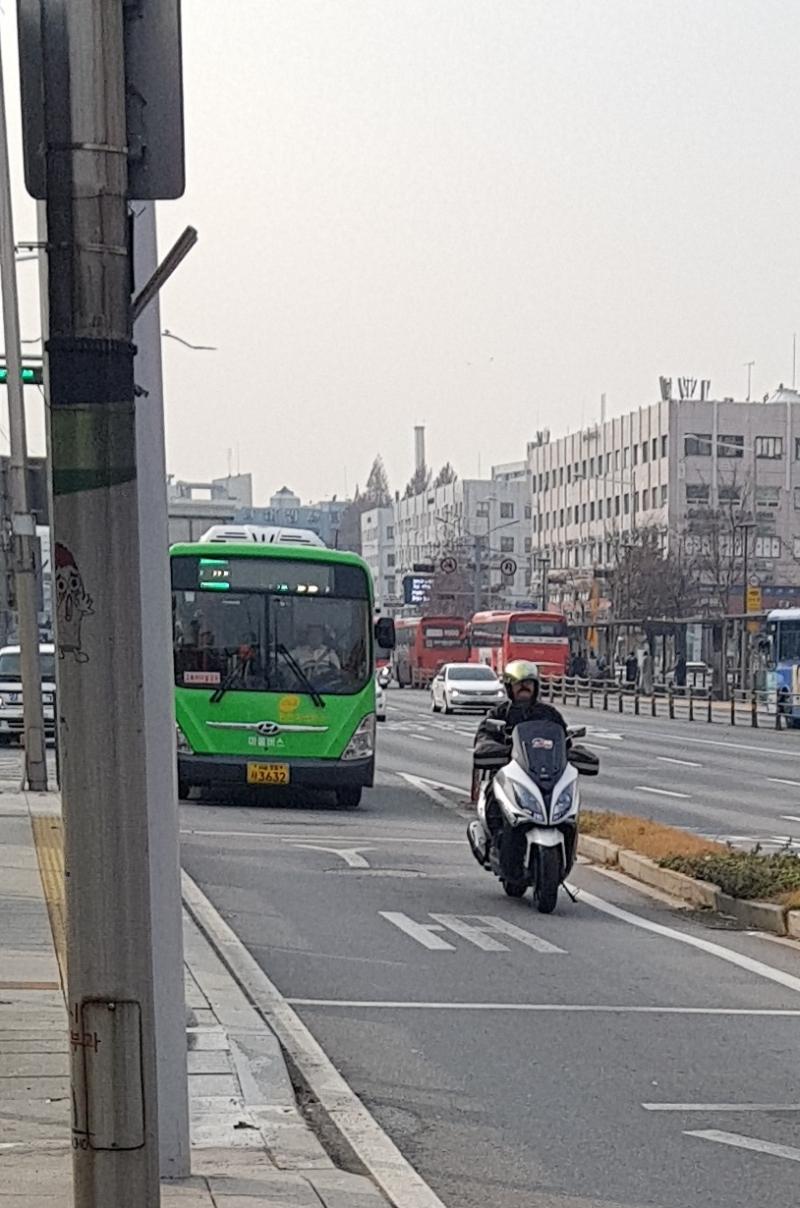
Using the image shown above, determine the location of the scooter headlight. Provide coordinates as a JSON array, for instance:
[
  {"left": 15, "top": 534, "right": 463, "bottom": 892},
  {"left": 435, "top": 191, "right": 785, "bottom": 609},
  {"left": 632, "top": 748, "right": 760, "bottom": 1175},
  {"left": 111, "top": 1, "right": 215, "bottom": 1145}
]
[
  {"left": 552, "top": 781, "right": 577, "bottom": 822},
  {"left": 510, "top": 781, "right": 546, "bottom": 822}
]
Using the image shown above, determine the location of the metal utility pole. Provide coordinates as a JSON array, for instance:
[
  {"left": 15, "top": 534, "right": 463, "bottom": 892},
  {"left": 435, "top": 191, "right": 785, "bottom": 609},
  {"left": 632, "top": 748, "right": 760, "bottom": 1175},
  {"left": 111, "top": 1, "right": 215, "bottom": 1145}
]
[
  {"left": 538, "top": 555, "right": 550, "bottom": 612},
  {"left": 41, "top": 1, "right": 159, "bottom": 1202},
  {"left": 473, "top": 533, "right": 483, "bottom": 613},
  {"left": 0, "top": 27, "right": 47, "bottom": 790}
]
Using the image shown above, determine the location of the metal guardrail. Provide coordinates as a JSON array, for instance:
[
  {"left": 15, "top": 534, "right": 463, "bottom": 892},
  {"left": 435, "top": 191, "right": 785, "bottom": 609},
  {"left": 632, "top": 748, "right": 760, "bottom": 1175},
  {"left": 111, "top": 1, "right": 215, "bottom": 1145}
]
[{"left": 544, "top": 675, "right": 800, "bottom": 730}]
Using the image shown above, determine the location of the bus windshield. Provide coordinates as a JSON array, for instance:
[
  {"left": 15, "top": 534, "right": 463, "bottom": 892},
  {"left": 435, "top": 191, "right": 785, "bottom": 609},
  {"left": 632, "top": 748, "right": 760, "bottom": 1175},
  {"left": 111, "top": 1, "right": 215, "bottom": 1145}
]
[
  {"left": 0, "top": 651, "right": 56, "bottom": 681},
  {"left": 172, "top": 555, "right": 371, "bottom": 697},
  {"left": 509, "top": 618, "right": 568, "bottom": 639},
  {"left": 775, "top": 621, "right": 800, "bottom": 663}
]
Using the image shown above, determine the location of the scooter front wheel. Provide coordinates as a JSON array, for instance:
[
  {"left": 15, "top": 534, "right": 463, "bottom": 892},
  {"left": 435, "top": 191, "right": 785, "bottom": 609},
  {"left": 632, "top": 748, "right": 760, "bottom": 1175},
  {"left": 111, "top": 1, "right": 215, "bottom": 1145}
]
[
  {"left": 502, "top": 879, "right": 527, "bottom": 899},
  {"left": 534, "top": 846, "right": 561, "bottom": 914}
]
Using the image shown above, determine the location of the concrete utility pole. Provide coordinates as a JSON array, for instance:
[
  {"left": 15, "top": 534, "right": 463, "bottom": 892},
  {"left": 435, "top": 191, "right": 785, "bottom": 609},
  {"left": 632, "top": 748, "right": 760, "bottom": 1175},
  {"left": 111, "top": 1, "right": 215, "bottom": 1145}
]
[
  {"left": 42, "top": 2, "right": 160, "bottom": 1203},
  {"left": 0, "top": 28, "right": 47, "bottom": 790}
]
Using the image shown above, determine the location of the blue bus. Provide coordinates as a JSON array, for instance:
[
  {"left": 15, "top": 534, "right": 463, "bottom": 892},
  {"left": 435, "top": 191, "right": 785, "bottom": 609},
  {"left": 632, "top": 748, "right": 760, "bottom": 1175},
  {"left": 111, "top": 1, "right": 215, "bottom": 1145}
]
[{"left": 765, "top": 608, "right": 800, "bottom": 727}]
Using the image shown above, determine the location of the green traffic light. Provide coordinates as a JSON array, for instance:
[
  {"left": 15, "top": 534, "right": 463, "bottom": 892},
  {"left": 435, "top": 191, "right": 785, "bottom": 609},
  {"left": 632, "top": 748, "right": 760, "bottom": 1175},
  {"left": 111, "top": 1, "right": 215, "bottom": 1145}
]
[{"left": 0, "top": 365, "right": 42, "bottom": 385}]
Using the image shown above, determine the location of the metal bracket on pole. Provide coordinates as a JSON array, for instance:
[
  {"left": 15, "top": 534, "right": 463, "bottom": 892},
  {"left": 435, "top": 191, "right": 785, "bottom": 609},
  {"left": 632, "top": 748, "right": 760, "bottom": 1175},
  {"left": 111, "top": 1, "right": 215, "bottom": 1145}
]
[{"left": 132, "top": 225, "right": 197, "bottom": 322}]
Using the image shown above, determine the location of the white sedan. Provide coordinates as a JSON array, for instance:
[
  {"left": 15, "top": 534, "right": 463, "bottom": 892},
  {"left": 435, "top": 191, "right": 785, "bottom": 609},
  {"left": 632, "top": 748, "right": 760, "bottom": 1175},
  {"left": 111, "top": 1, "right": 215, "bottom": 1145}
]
[
  {"left": 375, "top": 672, "right": 388, "bottom": 721},
  {"left": 431, "top": 663, "right": 506, "bottom": 714}
]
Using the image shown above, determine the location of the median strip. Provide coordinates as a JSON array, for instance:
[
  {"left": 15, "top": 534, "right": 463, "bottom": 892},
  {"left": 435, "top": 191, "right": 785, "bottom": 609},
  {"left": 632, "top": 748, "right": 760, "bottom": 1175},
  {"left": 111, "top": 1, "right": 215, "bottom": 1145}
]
[{"left": 579, "top": 810, "right": 800, "bottom": 938}]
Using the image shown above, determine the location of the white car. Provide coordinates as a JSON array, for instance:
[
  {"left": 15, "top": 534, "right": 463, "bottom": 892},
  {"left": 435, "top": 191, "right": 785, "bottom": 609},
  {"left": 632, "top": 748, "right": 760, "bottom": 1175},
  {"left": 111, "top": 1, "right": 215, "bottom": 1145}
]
[
  {"left": 375, "top": 672, "right": 388, "bottom": 722},
  {"left": 431, "top": 663, "right": 506, "bottom": 714},
  {"left": 0, "top": 643, "right": 57, "bottom": 744}
]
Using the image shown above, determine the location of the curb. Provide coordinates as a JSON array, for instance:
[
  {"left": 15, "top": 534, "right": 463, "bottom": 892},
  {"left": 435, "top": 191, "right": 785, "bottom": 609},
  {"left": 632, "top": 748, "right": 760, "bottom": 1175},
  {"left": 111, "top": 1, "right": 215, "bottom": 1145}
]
[
  {"left": 577, "top": 834, "right": 798, "bottom": 937},
  {"left": 181, "top": 869, "right": 448, "bottom": 1208}
]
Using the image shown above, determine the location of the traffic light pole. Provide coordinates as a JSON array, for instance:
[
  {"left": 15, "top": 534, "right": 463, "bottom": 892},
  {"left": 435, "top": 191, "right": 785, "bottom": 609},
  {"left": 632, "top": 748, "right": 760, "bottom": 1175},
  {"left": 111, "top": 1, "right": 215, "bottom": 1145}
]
[
  {"left": 0, "top": 27, "right": 47, "bottom": 791},
  {"left": 42, "top": 2, "right": 159, "bottom": 1204}
]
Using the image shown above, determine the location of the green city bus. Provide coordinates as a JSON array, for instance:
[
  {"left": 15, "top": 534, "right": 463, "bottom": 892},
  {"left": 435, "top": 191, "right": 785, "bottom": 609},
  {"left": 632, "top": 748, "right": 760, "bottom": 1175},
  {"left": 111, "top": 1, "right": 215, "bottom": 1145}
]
[{"left": 171, "top": 536, "right": 394, "bottom": 807}]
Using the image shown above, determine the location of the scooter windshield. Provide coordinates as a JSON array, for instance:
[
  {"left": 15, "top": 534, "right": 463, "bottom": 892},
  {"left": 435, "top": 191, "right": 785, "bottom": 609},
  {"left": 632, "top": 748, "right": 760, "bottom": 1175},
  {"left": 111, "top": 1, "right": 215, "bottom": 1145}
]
[{"left": 511, "top": 721, "right": 567, "bottom": 794}]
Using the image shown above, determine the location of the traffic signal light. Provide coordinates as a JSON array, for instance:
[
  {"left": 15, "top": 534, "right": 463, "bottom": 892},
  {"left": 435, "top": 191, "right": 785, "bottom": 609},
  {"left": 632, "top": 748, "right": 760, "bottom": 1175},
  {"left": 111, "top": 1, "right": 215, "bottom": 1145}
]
[{"left": 0, "top": 365, "right": 43, "bottom": 385}]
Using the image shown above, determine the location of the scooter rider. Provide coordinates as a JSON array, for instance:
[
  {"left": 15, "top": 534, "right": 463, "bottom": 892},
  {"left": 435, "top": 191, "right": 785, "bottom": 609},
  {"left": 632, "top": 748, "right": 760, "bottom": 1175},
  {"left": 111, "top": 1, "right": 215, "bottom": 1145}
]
[{"left": 474, "top": 660, "right": 568, "bottom": 856}]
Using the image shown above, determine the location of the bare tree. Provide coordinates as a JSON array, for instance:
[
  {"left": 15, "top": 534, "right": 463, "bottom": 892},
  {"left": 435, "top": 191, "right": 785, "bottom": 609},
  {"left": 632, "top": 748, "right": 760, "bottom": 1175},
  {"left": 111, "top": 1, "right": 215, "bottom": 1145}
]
[
  {"left": 364, "top": 455, "right": 391, "bottom": 507},
  {"left": 403, "top": 463, "right": 431, "bottom": 499},
  {"left": 433, "top": 461, "right": 457, "bottom": 488}
]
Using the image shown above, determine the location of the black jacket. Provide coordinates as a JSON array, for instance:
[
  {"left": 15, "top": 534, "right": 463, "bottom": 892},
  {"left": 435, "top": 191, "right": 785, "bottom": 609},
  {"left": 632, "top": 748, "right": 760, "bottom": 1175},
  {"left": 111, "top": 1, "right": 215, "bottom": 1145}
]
[{"left": 479, "top": 697, "right": 568, "bottom": 735}]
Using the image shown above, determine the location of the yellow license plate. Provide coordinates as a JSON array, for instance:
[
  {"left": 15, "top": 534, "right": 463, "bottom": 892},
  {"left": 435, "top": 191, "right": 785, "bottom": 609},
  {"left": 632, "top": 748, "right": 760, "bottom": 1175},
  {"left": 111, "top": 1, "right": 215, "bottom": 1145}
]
[{"left": 246, "top": 763, "right": 290, "bottom": 786}]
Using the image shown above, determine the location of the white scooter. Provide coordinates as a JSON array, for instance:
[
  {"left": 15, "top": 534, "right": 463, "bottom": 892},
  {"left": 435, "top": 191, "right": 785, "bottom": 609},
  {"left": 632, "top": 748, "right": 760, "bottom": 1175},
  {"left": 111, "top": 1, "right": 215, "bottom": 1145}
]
[{"left": 467, "top": 719, "right": 599, "bottom": 913}]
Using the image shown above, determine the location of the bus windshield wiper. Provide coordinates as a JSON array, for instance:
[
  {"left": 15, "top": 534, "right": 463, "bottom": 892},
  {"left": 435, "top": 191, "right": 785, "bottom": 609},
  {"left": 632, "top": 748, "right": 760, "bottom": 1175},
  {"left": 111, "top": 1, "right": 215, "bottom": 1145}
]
[
  {"left": 209, "top": 659, "right": 246, "bottom": 705},
  {"left": 276, "top": 643, "right": 325, "bottom": 709}
]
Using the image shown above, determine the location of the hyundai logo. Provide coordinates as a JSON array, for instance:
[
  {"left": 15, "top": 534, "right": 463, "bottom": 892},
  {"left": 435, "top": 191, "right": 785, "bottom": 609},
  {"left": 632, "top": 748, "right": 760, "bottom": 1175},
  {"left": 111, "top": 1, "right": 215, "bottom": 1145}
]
[{"left": 256, "top": 721, "right": 281, "bottom": 737}]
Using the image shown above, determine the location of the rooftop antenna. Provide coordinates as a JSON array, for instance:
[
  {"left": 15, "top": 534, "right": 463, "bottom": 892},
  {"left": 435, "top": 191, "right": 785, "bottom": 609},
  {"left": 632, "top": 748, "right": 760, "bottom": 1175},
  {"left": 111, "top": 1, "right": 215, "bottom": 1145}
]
[
  {"left": 600, "top": 392, "right": 607, "bottom": 424},
  {"left": 744, "top": 359, "right": 755, "bottom": 402},
  {"left": 793, "top": 335, "right": 797, "bottom": 390}
]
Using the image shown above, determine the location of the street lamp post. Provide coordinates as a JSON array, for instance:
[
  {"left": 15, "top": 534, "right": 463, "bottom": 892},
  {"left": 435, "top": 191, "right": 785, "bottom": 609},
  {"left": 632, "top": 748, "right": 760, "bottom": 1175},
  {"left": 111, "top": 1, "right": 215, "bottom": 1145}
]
[
  {"left": 537, "top": 555, "right": 550, "bottom": 612},
  {"left": 736, "top": 519, "right": 757, "bottom": 690}
]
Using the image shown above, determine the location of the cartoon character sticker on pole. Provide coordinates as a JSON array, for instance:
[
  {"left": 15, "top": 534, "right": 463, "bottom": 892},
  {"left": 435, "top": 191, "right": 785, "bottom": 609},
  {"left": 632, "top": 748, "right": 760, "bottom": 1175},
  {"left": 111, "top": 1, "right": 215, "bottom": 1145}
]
[{"left": 55, "top": 544, "right": 94, "bottom": 663}]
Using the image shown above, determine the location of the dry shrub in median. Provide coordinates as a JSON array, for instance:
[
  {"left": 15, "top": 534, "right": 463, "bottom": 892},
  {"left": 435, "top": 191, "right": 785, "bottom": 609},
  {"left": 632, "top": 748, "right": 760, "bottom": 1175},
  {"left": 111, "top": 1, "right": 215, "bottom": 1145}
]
[{"left": 582, "top": 809, "right": 727, "bottom": 862}]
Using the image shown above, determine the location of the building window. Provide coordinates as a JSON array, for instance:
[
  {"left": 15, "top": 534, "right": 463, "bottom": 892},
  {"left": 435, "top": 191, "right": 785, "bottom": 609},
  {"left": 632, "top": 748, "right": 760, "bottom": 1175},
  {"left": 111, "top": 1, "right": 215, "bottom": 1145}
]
[
  {"left": 685, "top": 433, "right": 712, "bottom": 456},
  {"left": 755, "top": 535, "right": 781, "bottom": 559},
  {"left": 615, "top": 450, "right": 620, "bottom": 471},
  {"left": 524, "top": 537, "right": 532, "bottom": 553},
  {"left": 755, "top": 436, "right": 783, "bottom": 459},
  {"left": 641, "top": 489, "right": 648, "bottom": 511},
  {"left": 589, "top": 501, "right": 595, "bottom": 521},
  {"left": 615, "top": 495, "right": 621, "bottom": 516},
  {"left": 794, "top": 487, "right": 800, "bottom": 510},
  {"left": 685, "top": 483, "right": 710, "bottom": 504},
  {"left": 632, "top": 444, "right": 639, "bottom": 466},
  {"left": 652, "top": 437, "right": 658, "bottom": 461},
  {"left": 524, "top": 504, "right": 532, "bottom": 519},
  {"left": 385, "top": 576, "right": 395, "bottom": 594},
  {"left": 718, "top": 483, "right": 741, "bottom": 503},
  {"left": 589, "top": 457, "right": 595, "bottom": 476},
  {"left": 386, "top": 525, "right": 394, "bottom": 538},
  {"left": 755, "top": 485, "right": 781, "bottom": 509},
  {"left": 795, "top": 438, "right": 800, "bottom": 461},
  {"left": 597, "top": 499, "right": 603, "bottom": 519},
  {"left": 573, "top": 504, "right": 579, "bottom": 524},
  {"left": 559, "top": 467, "right": 564, "bottom": 486},
  {"left": 565, "top": 465, "right": 571, "bottom": 484},
  {"left": 477, "top": 502, "right": 489, "bottom": 518},
  {"left": 661, "top": 484, "right": 668, "bottom": 506},
  {"left": 623, "top": 493, "right": 630, "bottom": 515},
  {"left": 641, "top": 441, "right": 648, "bottom": 463},
  {"left": 500, "top": 502, "right": 514, "bottom": 519},
  {"left": 606, "top": 452, "right": 613, "bottom": 473},
  {"left": 387, "top": 553, "right": 395, "bottom": 567},
  {"left": 634, "top": 491, "right": 640, "bottom": 513},
  {"left": 501, "top": 536, "right": 515, "bottom": 552},
  {"left": 718, "top": 434, "right": 744, "bottom": 458},
  {"left": 661, "top": 434, "right": 668, "bottom": 458},
  {"left": 573, "top": 461, "right": 580, "bottom": 479},
  {"left": 581, "top": 503, "right": 587, "bottom": 522},
  {"left": 581, "top": 459, "right": 587, "bottom": 478}
]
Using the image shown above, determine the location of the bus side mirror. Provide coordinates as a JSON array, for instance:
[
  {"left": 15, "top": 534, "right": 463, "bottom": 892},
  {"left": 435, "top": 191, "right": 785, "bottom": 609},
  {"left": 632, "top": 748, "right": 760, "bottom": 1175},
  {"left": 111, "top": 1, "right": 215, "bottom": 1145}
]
[{"left": 375, "top": 617, "right": 396, "bottom": 650}]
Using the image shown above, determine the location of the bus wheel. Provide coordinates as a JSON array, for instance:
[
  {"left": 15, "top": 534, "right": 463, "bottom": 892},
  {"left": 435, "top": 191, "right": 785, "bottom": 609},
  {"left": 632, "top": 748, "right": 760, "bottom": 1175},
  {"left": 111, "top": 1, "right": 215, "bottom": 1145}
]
[{"left": 336, "top": 786, "right": 362, "bottom": 809}]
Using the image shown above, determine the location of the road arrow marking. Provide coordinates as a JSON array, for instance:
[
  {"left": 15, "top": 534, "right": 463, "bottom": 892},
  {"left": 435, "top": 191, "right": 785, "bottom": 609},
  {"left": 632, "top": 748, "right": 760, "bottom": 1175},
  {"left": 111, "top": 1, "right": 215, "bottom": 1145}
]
[
  {"left": 293, "top": 845, "right": 374, "bottom": 869},
  {"left": 685, "top": 1129, "right": 800, "bottom": 1163}
]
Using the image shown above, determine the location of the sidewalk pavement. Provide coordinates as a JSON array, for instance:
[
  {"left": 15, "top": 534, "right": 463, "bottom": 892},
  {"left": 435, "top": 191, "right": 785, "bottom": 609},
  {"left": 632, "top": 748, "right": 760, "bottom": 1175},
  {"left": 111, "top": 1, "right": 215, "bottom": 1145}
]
[{"left": 0, "top": 782, "right": 389, "bottom": 1207}]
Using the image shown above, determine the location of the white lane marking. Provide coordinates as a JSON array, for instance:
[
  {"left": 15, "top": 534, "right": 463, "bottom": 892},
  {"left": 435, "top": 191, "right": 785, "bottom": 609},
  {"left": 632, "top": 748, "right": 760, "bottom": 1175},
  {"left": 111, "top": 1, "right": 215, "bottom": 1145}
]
[
  {"left": 286, "top": 1001, "right": 800, "bottom": 1015},
  {"left": 588, "top": 743, "right": 611, "bottom": 751},
  {"left": 635, "top": 785, "right": 691, "bottom": 799},
  {"left": 429, "top": 913, "right": 566, "bottom": 954},
  {"left": 379, "top": 911, "right": 455, "bottom": 951},
  {"left": 780, "top": 815, "right": 800, "bottom": 823},
  {"left": 181, "top": 829, "right": 464, "bottom": 845},
  {"left": 585, "top": 728, "right": 625, "bottom": 741},
  {"left": 292, "top": 844, "right": 373, "bottom": 869},
  {"left": 674, "top": 735, "right": 800, "bottom": 758},
  {"left": 408, "top": 733, "right": 434, "bottom": 743},
  {"left": 768, "top": 777, "right": 800, "bottom": 787},
  {"left": 685, "top": 1130, "right": 800, "bottom": 1163},
  {"left": 469, "top": 915, "right": 567, "bottom": 954},
  {"left": 580, "top": 888, "right": 800, "bottom": 995},
  {"left": 428, "top": 914, "right": 509, "bottom": 952},
  {"left": 397, "top": 772, "right": 468, "bottom": 809},
  {"left": 657, "top": 756, "right": 702, "bottom": 768},
  {"left": 645, "top": 1103, "right": 800, "bottom": 1112}
]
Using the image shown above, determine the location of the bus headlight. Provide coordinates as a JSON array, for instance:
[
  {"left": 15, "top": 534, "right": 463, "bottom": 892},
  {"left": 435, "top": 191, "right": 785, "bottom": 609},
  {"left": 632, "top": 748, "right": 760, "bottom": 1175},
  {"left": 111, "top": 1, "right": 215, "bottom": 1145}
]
[
  {"left": 176, "top": 724, "right": 192, "bottom": 754},
  {"left": 342, "top": 714, "right": 375, "bottom": 761}
]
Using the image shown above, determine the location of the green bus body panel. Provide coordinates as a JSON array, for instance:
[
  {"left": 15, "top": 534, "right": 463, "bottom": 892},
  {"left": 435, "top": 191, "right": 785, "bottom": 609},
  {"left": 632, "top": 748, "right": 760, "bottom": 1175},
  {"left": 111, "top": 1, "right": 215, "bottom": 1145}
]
[
  {"left": 171, "top": 541, "right": 376, "bottom": 761},
  {"left": 175, "top": 683, "right": 374, "bottom": 759}
]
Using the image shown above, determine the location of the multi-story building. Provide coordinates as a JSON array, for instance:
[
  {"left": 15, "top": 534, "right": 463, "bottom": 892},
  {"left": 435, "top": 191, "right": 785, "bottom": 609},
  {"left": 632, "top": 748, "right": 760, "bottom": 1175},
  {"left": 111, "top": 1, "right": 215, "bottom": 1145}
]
[
  {"left": 360, "top": 506, "right": 397, "bottom": 612},
  {"left": 393, "top": 473, "right": 532, "bottom": 610},
  {"left": 167, "top": 473, "right": 253, "bottom": 544},
  {"left": 527, "top": 387, "right": 800, "bottom": 614},
  {"left": 237, "top": 486, "right": 350, "bottom": 549}
]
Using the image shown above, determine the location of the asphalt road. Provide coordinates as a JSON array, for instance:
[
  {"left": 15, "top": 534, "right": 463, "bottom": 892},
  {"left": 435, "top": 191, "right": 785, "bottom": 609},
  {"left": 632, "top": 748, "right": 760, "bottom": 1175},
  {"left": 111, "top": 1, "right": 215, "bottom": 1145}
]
[{"left": 180, "top": 691, "right": 800, "bottom": 1208}]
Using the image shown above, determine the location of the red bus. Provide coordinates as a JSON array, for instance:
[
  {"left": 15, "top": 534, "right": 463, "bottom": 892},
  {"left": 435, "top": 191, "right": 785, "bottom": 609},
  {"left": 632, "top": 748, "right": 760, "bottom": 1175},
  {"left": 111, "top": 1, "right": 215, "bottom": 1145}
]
[
  {"left": 393, "top": 616, "right": 469, "bottom": 687},
  {"left": 468, "top": 610, "right": 569, "bottom": 677}
]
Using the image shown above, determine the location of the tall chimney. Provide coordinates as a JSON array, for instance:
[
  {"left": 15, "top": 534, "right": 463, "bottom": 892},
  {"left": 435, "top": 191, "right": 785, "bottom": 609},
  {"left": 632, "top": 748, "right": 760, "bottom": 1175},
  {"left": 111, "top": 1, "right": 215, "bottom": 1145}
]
[{"left": 414, "top": 425, "right": 426, "bottom": 474}]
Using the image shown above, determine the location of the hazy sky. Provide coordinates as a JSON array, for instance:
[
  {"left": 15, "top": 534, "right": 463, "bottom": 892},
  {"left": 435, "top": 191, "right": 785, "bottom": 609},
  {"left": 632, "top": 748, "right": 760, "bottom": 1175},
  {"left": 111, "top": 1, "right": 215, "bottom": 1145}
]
[{"left": 4, "top": 1, "right": 800, "bottom": 503}]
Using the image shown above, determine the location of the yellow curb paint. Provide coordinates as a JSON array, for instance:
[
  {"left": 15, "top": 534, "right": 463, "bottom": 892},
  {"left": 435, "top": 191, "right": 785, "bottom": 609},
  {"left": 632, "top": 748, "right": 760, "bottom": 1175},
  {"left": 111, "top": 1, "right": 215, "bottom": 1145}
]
[{"left": 30, "top": 814, "right": 67, "bottom": 995}]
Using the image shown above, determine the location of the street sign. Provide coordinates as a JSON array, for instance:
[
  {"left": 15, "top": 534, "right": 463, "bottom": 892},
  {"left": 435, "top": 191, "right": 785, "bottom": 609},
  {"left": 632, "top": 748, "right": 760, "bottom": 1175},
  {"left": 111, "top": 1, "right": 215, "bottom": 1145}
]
[
  {"left": 745, "top": 585, "right": 762, "bottom": 613},
  {"left": 440, "top": 556, "right": 457, "bottom": 575},
  {"left": 500, "top": 557, "right": 517, "bottom": 577},
  {"left": 403, "top": 574, "right": 433, "bottom": 606},
  {"left": 18, "top": 0, "right": 185, "bottom": 200},
  {"left": 412, "top": 562, "right": 436, "bottom": 574}
]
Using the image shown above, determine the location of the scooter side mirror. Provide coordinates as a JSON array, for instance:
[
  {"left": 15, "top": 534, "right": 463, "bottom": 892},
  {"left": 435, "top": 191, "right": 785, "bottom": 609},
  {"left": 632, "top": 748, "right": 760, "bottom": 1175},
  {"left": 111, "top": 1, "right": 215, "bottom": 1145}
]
[
  {"left": 567, "top": 725, "right": 586, "bottom": 740},
  {"left": 568, "top": 744, "right": 599, "bottom": 776},
  {"left": 483, "top": 718, "right": 506, "bottom": 734}
]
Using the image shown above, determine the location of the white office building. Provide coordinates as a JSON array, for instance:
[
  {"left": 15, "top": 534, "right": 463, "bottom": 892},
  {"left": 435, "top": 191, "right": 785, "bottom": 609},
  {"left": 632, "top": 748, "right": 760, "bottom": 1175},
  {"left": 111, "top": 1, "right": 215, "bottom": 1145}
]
[{"left": 360, "top": 506, "right": 397, "bottom": 612}]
